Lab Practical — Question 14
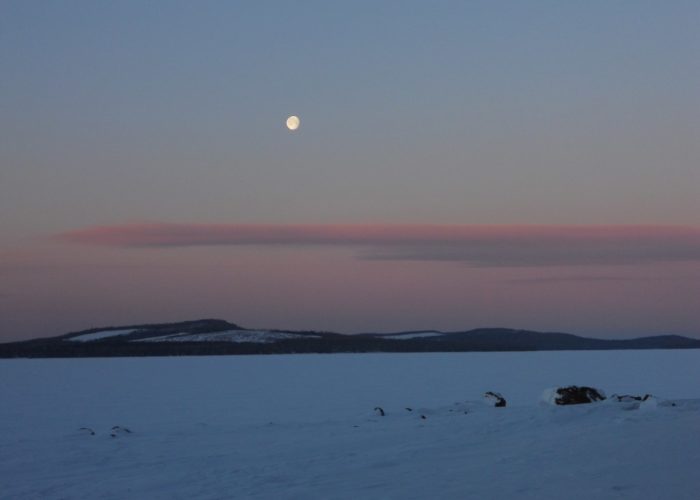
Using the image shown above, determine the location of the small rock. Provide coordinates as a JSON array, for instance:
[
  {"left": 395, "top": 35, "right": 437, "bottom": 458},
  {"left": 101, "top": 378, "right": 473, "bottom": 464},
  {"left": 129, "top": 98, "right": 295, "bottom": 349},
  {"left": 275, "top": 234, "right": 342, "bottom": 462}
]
[
  {"left": 110, "top": 426, "right": 132, "bottom": 437},
  {"left": 484, "top": 391, "right": 507, "bottom": 407},
  {"left": 611, "top": 394, "right": 652, "bottom": 403}
]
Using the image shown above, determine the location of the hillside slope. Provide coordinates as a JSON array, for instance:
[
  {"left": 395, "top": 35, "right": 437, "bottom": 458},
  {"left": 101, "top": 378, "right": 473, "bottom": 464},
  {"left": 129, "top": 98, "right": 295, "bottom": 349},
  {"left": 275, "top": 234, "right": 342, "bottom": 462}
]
[{"left": 1, "top": 319, "right": 699, "bottom": 357}]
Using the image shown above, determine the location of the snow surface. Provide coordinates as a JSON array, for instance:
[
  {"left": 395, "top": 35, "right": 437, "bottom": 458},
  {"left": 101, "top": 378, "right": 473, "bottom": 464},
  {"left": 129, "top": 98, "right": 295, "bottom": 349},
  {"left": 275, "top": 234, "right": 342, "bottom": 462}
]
[
  {"left": 65, "top": 328, "right": 137, "bottom": 342},
  {"left": 2, "top": 350, "right": 700, "bottom": 499},
  {"left": 133, "top": 330, "right": 320, "bottom": 343},
  {"left": 383, "top": 331, "right": 444, "bottom": 340}
]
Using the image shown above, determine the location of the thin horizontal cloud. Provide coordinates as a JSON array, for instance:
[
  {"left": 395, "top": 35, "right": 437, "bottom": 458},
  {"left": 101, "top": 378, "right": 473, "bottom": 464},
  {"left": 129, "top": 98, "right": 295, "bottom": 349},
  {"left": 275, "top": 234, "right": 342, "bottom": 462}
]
[
  {"left": 506, "top": 275, "right": 641, "bottom": 285},
  {"left": 57, "top": 223, "right": 700, "bottom": 267},
  {"left": 506, "top": 274, "right": 700, "bottom": 285}
]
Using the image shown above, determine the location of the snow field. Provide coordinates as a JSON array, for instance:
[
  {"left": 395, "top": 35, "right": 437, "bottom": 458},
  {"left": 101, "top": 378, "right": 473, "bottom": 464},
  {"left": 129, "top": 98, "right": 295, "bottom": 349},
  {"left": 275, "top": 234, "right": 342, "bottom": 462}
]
[{"left": 1, "top": 350, "right": 699, "bottom": 499}]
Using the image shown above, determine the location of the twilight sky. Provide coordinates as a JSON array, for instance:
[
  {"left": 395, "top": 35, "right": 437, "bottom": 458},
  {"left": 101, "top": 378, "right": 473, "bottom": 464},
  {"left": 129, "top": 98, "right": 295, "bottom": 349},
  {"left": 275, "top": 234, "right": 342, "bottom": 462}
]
[{"left": 1, "top": 1, "right": 699, "bottom": 341}]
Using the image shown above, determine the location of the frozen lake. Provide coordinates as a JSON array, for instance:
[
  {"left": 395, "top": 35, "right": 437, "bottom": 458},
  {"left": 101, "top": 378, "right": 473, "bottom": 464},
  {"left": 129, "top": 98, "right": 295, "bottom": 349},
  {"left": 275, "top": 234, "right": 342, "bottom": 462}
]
[{"left": 2, "top": 350, "right": 700, "bottom": 499}]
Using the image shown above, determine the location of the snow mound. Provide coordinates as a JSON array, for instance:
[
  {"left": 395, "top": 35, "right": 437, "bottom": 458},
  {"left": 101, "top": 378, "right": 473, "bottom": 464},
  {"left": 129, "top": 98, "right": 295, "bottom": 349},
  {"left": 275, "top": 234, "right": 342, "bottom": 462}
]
[
  {"left": 541, "top": 387, "right": 559, "bottom": 405},
  {"left": 639, "top": 396, "right": 659, "bottom": 411}
]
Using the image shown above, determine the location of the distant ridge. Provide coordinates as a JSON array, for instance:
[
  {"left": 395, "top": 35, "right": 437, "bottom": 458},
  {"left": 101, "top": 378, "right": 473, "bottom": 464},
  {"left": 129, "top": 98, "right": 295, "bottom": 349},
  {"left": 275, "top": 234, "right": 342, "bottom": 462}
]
[{"left": 1, "top": 319, "right": 699, "bottom": 358}]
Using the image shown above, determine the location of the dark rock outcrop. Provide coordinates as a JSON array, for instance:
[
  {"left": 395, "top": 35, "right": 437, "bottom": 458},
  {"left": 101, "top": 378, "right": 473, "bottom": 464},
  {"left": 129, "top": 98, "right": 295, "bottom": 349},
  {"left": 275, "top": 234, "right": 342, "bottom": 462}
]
[{"left": 552, "top": 386, "right": 606, "bottom": 405}]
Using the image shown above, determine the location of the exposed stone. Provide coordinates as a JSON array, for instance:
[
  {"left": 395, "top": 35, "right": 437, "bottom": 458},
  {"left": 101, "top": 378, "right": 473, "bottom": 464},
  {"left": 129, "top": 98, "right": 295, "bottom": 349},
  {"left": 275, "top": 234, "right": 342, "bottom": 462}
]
[
  {"left": 611, "top": 394, "right": 652, "bottom": 402},
  {"left": 484, "top": 391, "right": 507, "bottom": 407},
  {"left": 551, "top": 386, "right": 606, "bottom": 405}
]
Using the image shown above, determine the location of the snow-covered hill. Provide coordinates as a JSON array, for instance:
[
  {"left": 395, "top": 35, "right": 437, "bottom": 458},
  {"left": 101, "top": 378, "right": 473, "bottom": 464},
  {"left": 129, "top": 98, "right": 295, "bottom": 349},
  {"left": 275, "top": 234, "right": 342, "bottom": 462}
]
[
  {"left": 56, "top": 319, "right": 326, "bottom": 345},
  {"left": 2, "top": 350, "right": 700, "bottom": 499},
  {"left": 3, "top": 319, "right": 699, "bottom": 357}
]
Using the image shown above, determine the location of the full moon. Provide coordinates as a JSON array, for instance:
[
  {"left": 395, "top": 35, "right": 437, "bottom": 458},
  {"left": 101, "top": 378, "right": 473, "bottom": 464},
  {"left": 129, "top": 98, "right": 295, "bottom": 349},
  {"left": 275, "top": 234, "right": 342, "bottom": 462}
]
[{"left": 286, "top": 115, "right": 300, "bottom": 131}]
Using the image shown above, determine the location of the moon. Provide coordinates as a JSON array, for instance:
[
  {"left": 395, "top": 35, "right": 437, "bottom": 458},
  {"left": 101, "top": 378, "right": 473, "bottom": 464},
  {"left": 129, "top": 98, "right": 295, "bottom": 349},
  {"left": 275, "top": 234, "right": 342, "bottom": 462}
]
[{"left": 286, "top": 115, "right": 300, "bottom": 131}]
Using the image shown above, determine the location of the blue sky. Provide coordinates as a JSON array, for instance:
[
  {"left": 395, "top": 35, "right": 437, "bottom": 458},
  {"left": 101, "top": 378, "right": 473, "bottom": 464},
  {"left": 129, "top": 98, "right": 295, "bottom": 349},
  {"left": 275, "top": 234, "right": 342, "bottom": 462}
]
[{"left": 1, "top": 1, "right": 699, "bottom": 339}]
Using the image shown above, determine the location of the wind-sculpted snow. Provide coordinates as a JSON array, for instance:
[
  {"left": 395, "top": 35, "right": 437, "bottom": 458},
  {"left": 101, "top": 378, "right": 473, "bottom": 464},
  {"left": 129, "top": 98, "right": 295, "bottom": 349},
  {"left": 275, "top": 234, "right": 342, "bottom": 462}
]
[{"left": 2, "top": 351, "right": 700, "bottom": 499}]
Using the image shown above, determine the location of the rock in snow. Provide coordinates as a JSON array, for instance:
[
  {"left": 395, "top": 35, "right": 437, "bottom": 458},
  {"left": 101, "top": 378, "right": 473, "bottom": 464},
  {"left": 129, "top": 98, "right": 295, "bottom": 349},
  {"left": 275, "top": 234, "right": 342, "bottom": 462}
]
[
  {"left": 610, "top": 394, "right": 662, "bottom": 411},
  {"left": 541, "top": 386, "right": 607, "bottom": 405},
  {"left": 611, "top": 394, "right": 652, "bottom": 403},
  {"left": 110, "top": 426, "right": 133, "bottom": 437},
  {"left": 483, "top": 391, "right": 507, "bottom": 407}
]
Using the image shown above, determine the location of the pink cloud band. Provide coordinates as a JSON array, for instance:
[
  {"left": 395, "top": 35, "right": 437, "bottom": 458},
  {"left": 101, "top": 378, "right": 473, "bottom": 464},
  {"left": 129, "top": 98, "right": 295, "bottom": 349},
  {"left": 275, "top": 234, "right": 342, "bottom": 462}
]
[{"left": 57, "top": 223, "right": 700, "bottom": 267}]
